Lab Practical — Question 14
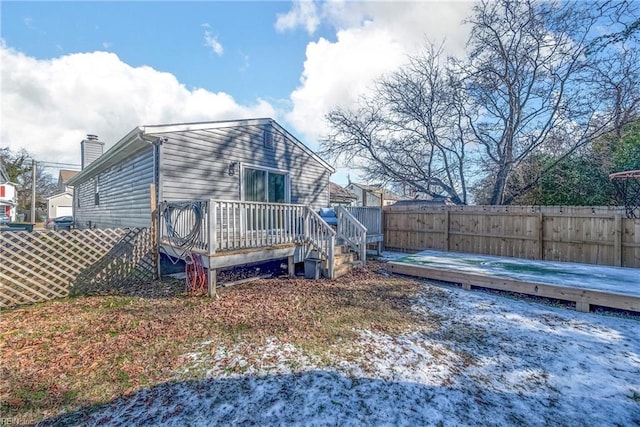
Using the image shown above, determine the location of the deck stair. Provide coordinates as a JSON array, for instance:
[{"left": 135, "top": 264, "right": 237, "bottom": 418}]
[{"left": 319, "top": 243, "right": 364, "bottom": 278}]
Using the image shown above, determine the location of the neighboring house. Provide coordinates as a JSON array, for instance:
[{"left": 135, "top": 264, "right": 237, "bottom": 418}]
[
  {"left": 329, "top": 182, "right": 358, "bottom": 206},
  {"left": 0, "top": 162, "right": 18, "bottom": 221},
  {"left": 58, "top": 169, "right": 79, "bottom": 193},
  {"left": 345, "top": 182, "right": 403, "bottom": 207},
  {"left": 46, "top": 169, "right": 79, "bottom": 219},
  {"left": 68, "top": 118, "right": 335, "bottom": 229},
  {"left": 47, "top": 192, "right": 74, "bottom": 218}
]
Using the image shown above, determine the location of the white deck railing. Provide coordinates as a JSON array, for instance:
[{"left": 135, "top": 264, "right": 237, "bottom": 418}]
[
  {"left": 336, "top": 206, "right": 367, "bottom": 265},
  {"left": 159, "top": 200, "right": 337, "bottom": 276},
  {"left": 346, "top": 206, "right": 382, "bottom": 236},
  {"left": 211, "top": 200, "right": 308, "bottom": 252}
]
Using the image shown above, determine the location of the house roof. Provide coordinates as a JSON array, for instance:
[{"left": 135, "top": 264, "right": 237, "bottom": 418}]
[
  {"left": 59, "top": 169, "right": 79, "bottom": 185},
  {"left": 329, "top": 182, "right": 358, "bottom": 203},
  {"left": 347, "top": 182, "right": 403, "bottom": 201},
  {"left": 47, "top": 191, "right": 74, "bottom": 201},
  {"left": 68, "top": 118, "right": 335, "bottom": 186}
]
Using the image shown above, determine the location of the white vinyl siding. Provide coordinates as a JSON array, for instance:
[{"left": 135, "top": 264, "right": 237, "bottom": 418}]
[
  {"left": 74, "top": 147, "right": 154, "bottom": 228},
  {"left": 158, "top": 123, "right": 329, "bottom": 209}
]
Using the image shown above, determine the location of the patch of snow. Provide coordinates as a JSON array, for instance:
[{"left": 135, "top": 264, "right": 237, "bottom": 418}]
[{"left": 47, "top": 282, "right": 640, "bottom": 426}]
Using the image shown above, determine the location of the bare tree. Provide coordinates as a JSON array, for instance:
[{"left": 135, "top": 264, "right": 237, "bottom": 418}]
[
  {"left": 0, "top": 147, "right": 57, "bottom": 217},
  {"left": 322, "top": 0, "right": 639, "bottom": 206},
  {"left": 322, "top": 45, "right": 472, "bottom": 205},
  {"left": 461, "top": 0, "right": 639, "bottom": 204},
  {"left": 587, "top": 45, "right": 640, "bottom": 139}
]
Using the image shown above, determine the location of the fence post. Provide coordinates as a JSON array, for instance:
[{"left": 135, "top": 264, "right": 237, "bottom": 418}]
[
  {"left": 444, "top": 210, "right": 450, "bottom": 252},
  {"left": 614, "top": 214, "right": 622, "bottom": 267},
  {"left": 537, "top": 212, "right": 544, "bottom": 260}
]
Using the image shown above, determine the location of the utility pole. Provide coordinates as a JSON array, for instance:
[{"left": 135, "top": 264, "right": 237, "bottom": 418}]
[{"left": 31, "top": 159, "right": 36, "bottom": 223}]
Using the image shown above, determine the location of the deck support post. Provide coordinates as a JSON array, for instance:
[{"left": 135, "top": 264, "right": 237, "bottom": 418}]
[
  {"left": 576, "top": 301, "right": 590, "bottom": 313},
  {"left": 288, "top": 255, "right": 295, "bottom": 278},
  {"left": 207, "top": 266, "right": 217, "bottom": 298}
]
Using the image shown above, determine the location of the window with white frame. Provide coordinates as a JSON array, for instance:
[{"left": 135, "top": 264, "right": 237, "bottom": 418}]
[{"left": 242, "top": 165, "right": 289, "bottom": 203}]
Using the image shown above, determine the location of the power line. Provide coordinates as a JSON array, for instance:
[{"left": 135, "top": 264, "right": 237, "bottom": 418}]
[{"left": 37, "top": 161, "right": 81, "bottom": 169}]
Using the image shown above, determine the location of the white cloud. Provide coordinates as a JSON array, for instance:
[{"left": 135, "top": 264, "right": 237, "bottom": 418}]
[
  {"left": 202, "top": 24, "right": 224, "bottom": 56},
  {"left": 287, "top": 24, "right": 405, "bottom": 142},
  {"left": 0, "top": 44, "right": 274, "bottom": 165},
  {"left": 281, "top": 1, "right": 473, "bottom": 150},
  {"left": 275, "top": 0, "right": 320, "bottom": 34},
  {"left": 102, "top": 41, "right": 112, "bottom": 49}
]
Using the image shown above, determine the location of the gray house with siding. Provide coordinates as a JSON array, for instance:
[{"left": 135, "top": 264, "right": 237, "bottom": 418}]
[{"left": 68, "top": 118, "right": 334, "bottom": 229}]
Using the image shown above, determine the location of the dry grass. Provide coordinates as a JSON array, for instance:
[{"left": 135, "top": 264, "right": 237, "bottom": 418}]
[{"left": 0, "top": 262, "right": 429, "bottom": 422}]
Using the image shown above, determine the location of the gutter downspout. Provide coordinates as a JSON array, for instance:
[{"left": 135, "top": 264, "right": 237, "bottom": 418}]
[{"left": 139, "top": 134, "right": 166, "bottom": 280}]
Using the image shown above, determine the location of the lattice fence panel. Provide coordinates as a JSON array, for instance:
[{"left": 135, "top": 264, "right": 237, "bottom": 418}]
[
  {"left": 0, "top": 228, "right": 155, "bottom": 308},
  {"left": 73, "top": 228, "right": 155, "bottom": 295}
]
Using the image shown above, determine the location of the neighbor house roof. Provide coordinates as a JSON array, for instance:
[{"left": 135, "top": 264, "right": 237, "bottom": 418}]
[
  {"left": 329, "top": 182, "right": 358, "bottom": 203},
  {"left": 47, "top": 191, "right": 73, "bottom": 201},
  {"left": 58, "top": 170, "right": 79, "bottom": 185},
  {"left": 68, "top": 118, "right": 335, "bottom": 186}
]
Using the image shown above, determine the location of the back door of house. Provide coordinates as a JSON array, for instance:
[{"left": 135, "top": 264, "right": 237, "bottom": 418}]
[{"left": 242, "top": 166, "right": 289, "bottom": 231}]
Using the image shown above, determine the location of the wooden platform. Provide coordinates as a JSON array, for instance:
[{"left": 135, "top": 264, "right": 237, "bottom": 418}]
[{"left": 387, "top": 250, "right": 640, "bottom": 313}]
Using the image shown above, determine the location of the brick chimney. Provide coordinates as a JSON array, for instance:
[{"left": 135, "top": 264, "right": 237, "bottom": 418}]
[{"left": 81, "top": 134, "right": 105, "bottom": 170}]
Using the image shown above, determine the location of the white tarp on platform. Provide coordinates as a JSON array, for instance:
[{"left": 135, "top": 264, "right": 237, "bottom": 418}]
[{"left": 392, "top": 250, "right": 640, "bottom": 297}]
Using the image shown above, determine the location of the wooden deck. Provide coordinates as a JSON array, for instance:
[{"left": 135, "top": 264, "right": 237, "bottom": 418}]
[
  {"left": 158, "top": 200, "right": 384, "bottom": 296},
  {"left": 387, "top": 250, "right": 640, "bottom": 313}
]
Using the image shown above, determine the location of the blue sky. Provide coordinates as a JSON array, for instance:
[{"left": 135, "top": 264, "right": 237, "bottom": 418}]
[
  {"left": 2, "top": 2, "right": 329, "bottom": 104},
  {"left": 0, "top": 1, "right": 473, "bottom": 184}
]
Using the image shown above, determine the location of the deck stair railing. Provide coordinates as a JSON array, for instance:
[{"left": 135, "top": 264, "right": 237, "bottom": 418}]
[
  {"left": 305, "top": 209, "right": 336, "bottom": 278},
  {"left": 336, "top": 206, "right": 367, "bottom": 265}
]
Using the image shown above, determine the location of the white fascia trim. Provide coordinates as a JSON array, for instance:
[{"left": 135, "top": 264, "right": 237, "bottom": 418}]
[{"left": 140, "top": 118, "right": 272, "bottom": 134}]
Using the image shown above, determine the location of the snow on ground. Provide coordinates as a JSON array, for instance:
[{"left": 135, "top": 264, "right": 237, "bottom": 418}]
[
  {"left": 393, "top": 250, "right": 640, "bottom": 296},
  {"left": 45, "top": 276, "right": 640, "bottom": 426}
]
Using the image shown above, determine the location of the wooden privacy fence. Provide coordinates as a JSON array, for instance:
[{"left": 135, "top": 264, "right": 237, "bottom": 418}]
[
  {"left": 384, "top": 205, "right": 640, "bottom": 268},
  {"left": 0, "top": 227, "right": 155, "bottom": 308}
]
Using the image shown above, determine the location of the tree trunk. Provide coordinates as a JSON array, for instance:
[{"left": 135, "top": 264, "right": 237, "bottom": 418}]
[{"left": 490, "top": 165, "right": 511, "bottom": 205}]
